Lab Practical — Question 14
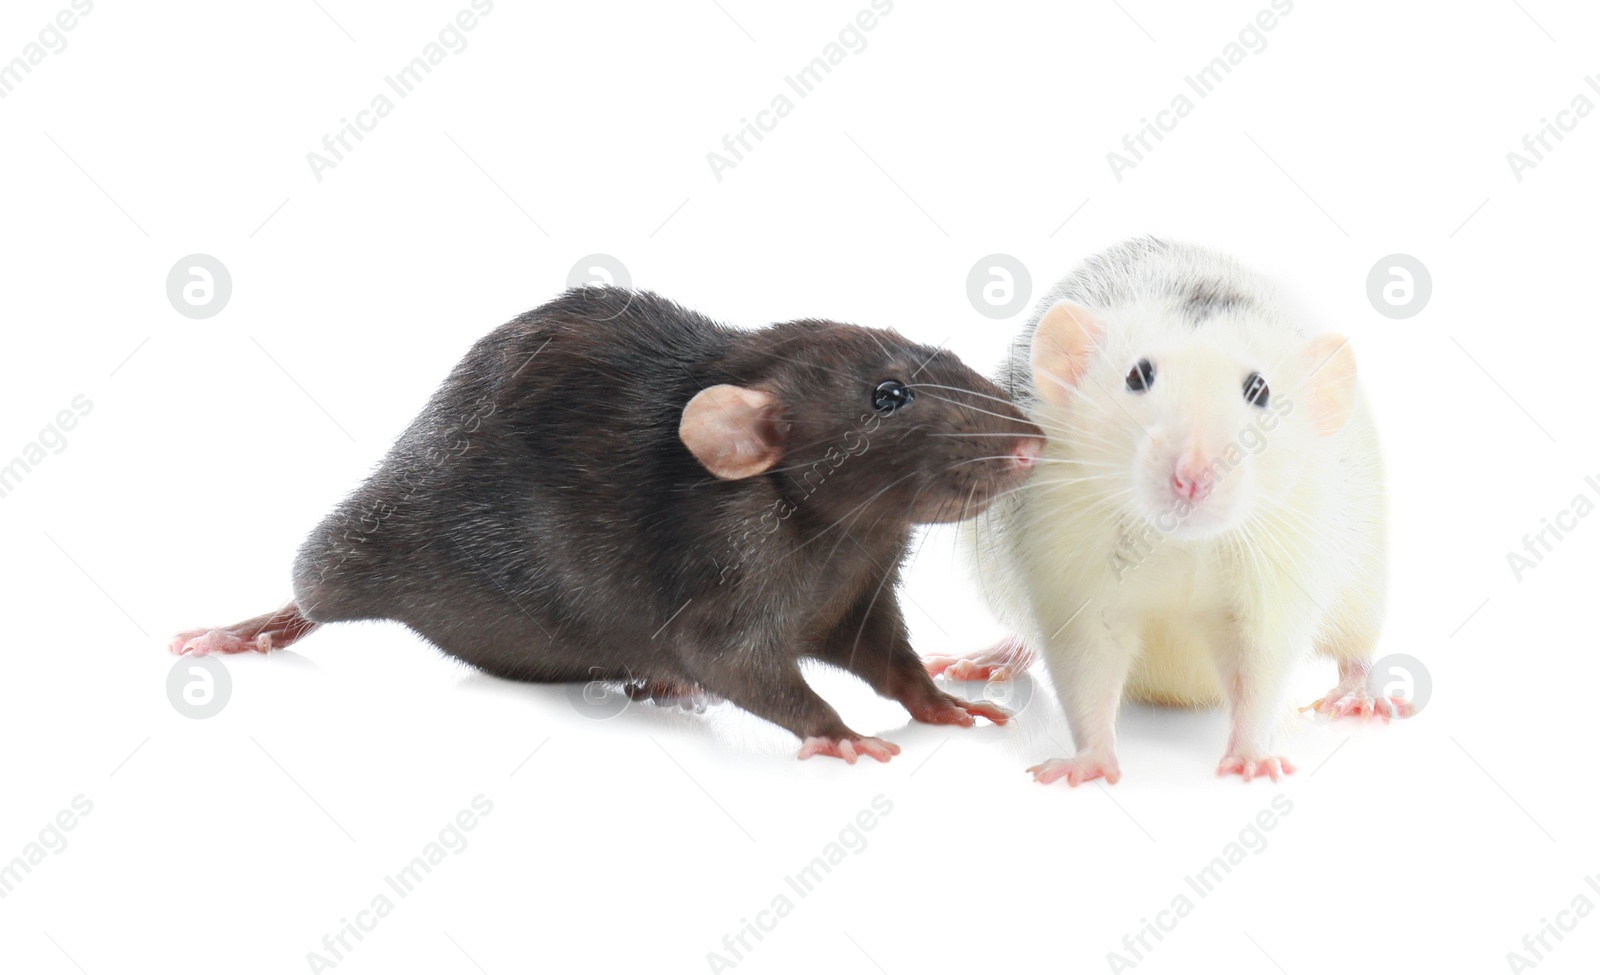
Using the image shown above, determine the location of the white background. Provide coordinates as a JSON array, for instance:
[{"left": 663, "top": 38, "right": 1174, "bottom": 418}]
[{"left": 2, "top": 1, "right": 1597, "bottom": 972}]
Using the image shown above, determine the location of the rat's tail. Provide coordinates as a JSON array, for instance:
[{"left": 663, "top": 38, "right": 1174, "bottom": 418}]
[{"left": 168, "top": 601, "right": 319, "bottom": 656}]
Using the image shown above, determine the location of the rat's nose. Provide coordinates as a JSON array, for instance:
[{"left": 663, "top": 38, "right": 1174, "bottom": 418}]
[
  {"left": 1011, "top": 438, "right": 1044, "bottom": 471},
  {"left": 1172, "top": 459, "right": 1213, "bottom": 500}
]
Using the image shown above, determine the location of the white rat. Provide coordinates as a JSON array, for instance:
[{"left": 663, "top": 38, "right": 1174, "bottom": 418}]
[{"left": 930, "top": 238, "right": 1407, "bottom": 784}]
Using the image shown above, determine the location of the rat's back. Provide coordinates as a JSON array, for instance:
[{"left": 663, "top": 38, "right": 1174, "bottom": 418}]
[{"left": 289, "top": 289, "right": 733, "bottom": 673}]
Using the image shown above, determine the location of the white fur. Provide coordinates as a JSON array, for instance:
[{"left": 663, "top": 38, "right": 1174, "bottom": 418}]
[{"left": 966, "top": 239, "right": 1386, "bottom": 775}]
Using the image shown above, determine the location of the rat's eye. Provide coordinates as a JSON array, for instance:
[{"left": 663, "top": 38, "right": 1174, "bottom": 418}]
[
  {"left": 873, "top": 379, "right": 915, "bottom": 414},
  {"left": 1243, "top": 372, "right": 1269, "bottom": 408},
  {"left": 1125, "top": 358, "right": 1154, "bottom": 393}
]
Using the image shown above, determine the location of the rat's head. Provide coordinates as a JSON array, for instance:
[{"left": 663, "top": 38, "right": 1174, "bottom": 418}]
[
  {"left": 1030, "top": 300, "right": 1359, "bottom": 540},
  {"left": 679, "top": 321, "right": 1043, "bottom": 526}
]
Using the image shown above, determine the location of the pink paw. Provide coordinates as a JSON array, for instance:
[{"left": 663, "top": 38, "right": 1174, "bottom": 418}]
[
  {"left": 1027, "top": 753, "right": 1121, "bottom": 787},
  {"left": 168, "top": 629, "right": 273, "bottom": 656},
  {"left": 1216, "top": 753, "right": 1296, "bottom": 783},
  {"left": 924, "top": 637, "right": 1034, "bottom": 682},
  {"left": 910, "top": 695, "right": 1011, "bottom": 727},
  {"left": 797, "top": 736, "right": 901, "bottom": 764},
  {"left": 1305, "top": 686, "right": 1414, "bottom": 723},
  {"left": 925, "top": 657, "right": 1016, "bottom": 681}
]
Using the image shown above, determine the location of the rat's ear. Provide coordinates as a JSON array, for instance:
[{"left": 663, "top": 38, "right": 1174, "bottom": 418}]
[
  {"left": 1301, "top": 334, "right": 1357, "bottom": 437},
  {"left": 1031, "top": 301, "right": 1103, "bottom": 405},
  {"left": 679, "top": 384, "right": 787, "bottom": 479}
]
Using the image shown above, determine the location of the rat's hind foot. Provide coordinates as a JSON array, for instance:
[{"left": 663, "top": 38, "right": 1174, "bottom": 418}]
[
  {"left": 924, "top": 635, "right": 1035, "bottom": 682},
  {"left": 169, "top": 629, "right": 270, "bottom": 655},
  {"left": 1305, "top": 685, "right": 1413, "bottom": 722},
  {"left": 1216, "top": 752, "right": 1296, "bottom": 783},
  {"left": 797, "top": 735, "right": 901, "bottom": 764},
  {"left": 1028, "top": 751, "right": 1121, "bottom": 787},
  {"left": 1303, "top": 662, "right": 1416, "bottom": 723},
  {"left": 169, "top": 603, "right": 317, "bottom": 656}
]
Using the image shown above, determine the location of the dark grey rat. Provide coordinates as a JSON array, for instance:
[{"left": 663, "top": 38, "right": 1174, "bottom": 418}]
[{"left": 170, "top": 287, "right": 1043, "bottom": 762}]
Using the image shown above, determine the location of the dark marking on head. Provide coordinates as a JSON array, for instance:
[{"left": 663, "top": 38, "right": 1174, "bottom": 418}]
[{"left": 1182, "top": 280, "right": 1249, "bottom": 325}]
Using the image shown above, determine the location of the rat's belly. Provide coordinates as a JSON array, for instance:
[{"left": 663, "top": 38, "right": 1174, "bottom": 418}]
[
  {"left": 1118, "top": 550, "right": 1231, "bottom": 708},
  {"left": 1126, "top": 614, "right": 1226, "bottom": 708}
]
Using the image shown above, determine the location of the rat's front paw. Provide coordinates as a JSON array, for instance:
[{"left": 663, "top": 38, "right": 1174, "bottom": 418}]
[
  {"left": 797, "top": 736, "right": 901, "bottom": 764},
  {"left": 1027, "top": 751, "right": 1121, "bottom": 787},
  {"left": 909, "top": 693, "right": 1011, "bottom": 727},
  {"left": 1216, "top": 752, "right": 1296, "bottom": 783},
  {"left": 924, "top": 636, "right": 1034, "bottom": 682}
]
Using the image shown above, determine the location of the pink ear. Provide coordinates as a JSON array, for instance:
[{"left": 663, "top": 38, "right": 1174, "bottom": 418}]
[
  {"left": 1302, "top": 334, "right": 1357, "bottom": 437},
  {"left": 1031, "top": 301, "right": 1103, "bottom": 405},
  {"left": 679, "top": 385, "right": 786, "bottom": 479}
]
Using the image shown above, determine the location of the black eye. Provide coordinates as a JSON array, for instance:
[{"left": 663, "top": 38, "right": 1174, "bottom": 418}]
[
  {"left": 873, "top": 379, "right": 914, "bottom": 414},
  {"left": 1243, "top": 372, "right": 1269, "bottom": 408},
  {"left": 1125, "top": 358, "right": 1154, "bottom": 393}
]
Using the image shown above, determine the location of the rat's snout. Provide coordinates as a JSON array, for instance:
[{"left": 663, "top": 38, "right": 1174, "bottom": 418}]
[
  {"left": 1010, "top": 438, "right": 1044, "bottom": 472},
  {"left": 1132, "top": 429, "right": 1250, "bottom": 540},
  {"left": 1172, "top": 462, "right": 1212, "bottom": 502},
  {"left": 1171, "top": 448, "right": 1215, "bottom": 502}
]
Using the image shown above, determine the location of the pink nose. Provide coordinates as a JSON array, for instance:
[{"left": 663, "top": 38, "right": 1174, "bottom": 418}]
[
  {"left": 1011, "top": 438, "right": 1043, "bottom": 470},
  {"left": 1172, "top": 462, "right": 1212, "bottom": 500}
]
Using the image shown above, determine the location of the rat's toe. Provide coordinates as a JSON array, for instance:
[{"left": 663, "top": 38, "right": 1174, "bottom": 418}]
[
  {"left": 1029, "top": 753, "right": 1118, "bottom": 787},
  {"left": 923, "top": 636, "right": 1034, "bottom": 683},
  {"left": 1218, "top": 753, "right": 1294, "bottom": 783},
  {"left": 170, "top": 629, "right": 260, "bottom": 656},
  {"left": 796, "top": 735, "right": 900, "bottom": 764},
  {"left": 907, "top": 692, "right": 1010, "bottom": 728},
  {"left": 1308, "top": 675, "right": 1417, "bottom": 724}
]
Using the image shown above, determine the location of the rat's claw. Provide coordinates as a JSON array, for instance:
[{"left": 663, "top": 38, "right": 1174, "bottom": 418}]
[
  {"left": 1366, "top": 694, "right": 1414, "bottom": 721},
  {"left": 1335, "top": 695, "right": 1369, "bottom": 720},
  {"left": 797, "top": 735, "right": 900, "bottom": 764}
]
